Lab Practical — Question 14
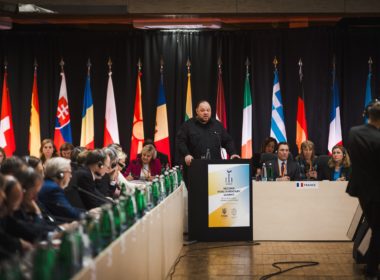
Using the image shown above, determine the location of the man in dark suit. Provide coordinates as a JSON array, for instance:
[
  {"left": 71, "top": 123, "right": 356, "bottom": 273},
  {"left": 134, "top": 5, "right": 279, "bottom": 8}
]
[
  {"left": 266, "top": 142, "right": 300, "bottom": 181},
  {"left": 73, "top": 149, "right": 111, "bottom": 210},
  {"left": 347, "top": 100, "right": 380, "bottom": 280}
]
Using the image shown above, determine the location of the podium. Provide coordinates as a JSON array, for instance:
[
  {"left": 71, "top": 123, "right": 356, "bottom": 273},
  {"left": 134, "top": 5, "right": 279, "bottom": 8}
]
[{"left": 187, "top": 159, "right": 253, "bottom": 241}]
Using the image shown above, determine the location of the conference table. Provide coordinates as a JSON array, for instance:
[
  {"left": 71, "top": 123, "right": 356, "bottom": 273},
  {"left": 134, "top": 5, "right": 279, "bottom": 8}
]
[
  {"left": 252, "top": 181, "right": 359, "bottom": 241},
  {"left": 73, "top": 183, "right": 185, "bottom": 280}
]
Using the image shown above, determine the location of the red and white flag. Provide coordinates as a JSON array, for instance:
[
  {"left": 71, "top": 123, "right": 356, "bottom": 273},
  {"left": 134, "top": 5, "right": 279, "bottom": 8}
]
[
  {"left": 0, "top": 67, "right": 16, "bottom": 156},
  {"left": 104, "top": 66, "right": 119, "bottom": 146}
]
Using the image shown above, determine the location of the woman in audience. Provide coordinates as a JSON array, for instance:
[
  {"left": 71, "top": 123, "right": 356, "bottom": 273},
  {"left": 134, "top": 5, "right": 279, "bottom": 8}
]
[
  {"left": 39, "top": 157, "right": 85, "bottom": 220},
  {"left": 40, "top": 138, "right": 58, "bottom": 165},
  {"left": 296, "top": 140, "right": 318, "bottom": 180},
  {"left": 22, "top": 155, "right": 44, "bottom": 178},
  {"left": 125, "top": 144, "right": 161, "bottom": 181},
  {"left": 319, "top": 145, "right": 351, "bottom": 181},
  {"left": 0, "top": 147, "right": 6, "bottom": 167},
  {"left": 0, "top": 175, "right": 33, "bottom": 258},
  {"left": 261, "top": 137, "right": 278, "bottom": 154},
  {"left": 0, "top": 156, "right": 27, "bottom": 175}
]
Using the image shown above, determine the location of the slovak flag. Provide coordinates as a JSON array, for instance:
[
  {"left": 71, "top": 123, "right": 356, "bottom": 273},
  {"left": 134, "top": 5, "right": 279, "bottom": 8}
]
[
  {"left": 0, "top": 67, "right": 16, "bottom": 156},
  {"left": 54, "top": 70, "right": 72, "bottom": 149},
  {"left": 327, "top": 61, "right": 342, "bottom": 153}
]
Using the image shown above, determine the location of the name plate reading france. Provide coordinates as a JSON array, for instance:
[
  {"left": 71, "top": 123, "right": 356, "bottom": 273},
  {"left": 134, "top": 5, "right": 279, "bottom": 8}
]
[
  {"left": 295, "top": 181, "right": 319, "bottom": 189},
  {"left": 208, "top": 164, "right": 250, "bottom": 228}
]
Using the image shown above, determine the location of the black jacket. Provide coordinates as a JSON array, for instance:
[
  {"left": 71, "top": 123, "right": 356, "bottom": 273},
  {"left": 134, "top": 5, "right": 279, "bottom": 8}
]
[
  {"left": 176, "top": 117, "right": 237, "bottom": 161},
  {"left": 266, "top": 159, "right": 300, "bottom": 181},
  {"left": 346, "top": 124, "right": 380, "bottom": 201}
]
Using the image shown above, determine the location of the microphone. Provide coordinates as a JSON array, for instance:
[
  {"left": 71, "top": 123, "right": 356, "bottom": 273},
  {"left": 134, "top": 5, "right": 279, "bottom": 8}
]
[
  {"left": 72, "top": 185, "right": 115, "bottom": 205},
  {"left": 213, "top": 131, "right": 224, "bottom": 159}
]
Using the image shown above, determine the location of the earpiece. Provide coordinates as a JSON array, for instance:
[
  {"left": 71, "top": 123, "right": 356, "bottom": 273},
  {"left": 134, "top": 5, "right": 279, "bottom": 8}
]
[
  {"left": 98, "top": 162, "right": 104, "bottom": 169},
  {"left": 56, "top": 172, "right": 64, "bottom": 179}
]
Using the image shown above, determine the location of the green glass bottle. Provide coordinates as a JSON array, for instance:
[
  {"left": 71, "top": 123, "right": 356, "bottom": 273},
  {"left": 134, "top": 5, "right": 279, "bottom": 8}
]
[
  {"left": 177, "top": 165, "right": 183, "bottom": 185},
  {"left": 99, "top": 204, "right": 116, "bottom": 249},
  {"left": 85, "top": 216, "right": 101, "bottom": 257},
  {"left": 33, "top": 241, "right": 56, "bottom": 280},
  {"left": 169, "top": 170, "right": 175, "bottom": 192},
  {"left": 151, "top": 179, "right": 160, "bottom": 206},
  {"left": 125, "top": 194, "right": 136, "bottom": 227},
  {"left": 120, "top": 182, "right": 127, "bottom": 196},
  {"left": 134, "top": 187, "right": 145, "bottom": 218},
  {"left": 118, "top": 197, "right": 128, "bottom": 232},
  {"left": 55, "top": 232, "right": 75, "bottom": 280},
  {"left": 164, "top": 171, "right": 171, "bottom": 196},
  {"left": 112, "top": 202, "right": 122, "bottom": 237}
]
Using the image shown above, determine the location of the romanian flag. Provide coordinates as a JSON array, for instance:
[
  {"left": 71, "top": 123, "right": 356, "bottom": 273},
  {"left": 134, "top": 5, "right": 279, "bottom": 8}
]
[
  {"left": 80, "top": 73, "right": 94, "bottom": 149},
  {"left": 216, "top": 62, "right": 227, "bottom": 159},
  {"left": 296, "top": 60, "right": 308, "bottom": 152},
  {"left": 154, "top": 73, "right": 171, "bottom": 166},
  {"left": 241, "top": 70, "right": 252, "bottom": 159},
  {"left": 130, "top": 64, "right": 144, "bottom": 161},
  {"left": 54, "top": 69, "right": 72, "bottom": 150},
  {"left": 29, "top": 67, "right": 41, "bottom": 157},
  {"left": 327, "top": 59, "right": 342, "bottom": 154},
  {"left": 0, "top": 66, "right": 16, "bottom": 156},
  {"left": 185, "top": 64, "right": 193, "bottom": 121},
  {"left": 104, "top": 67, "right": 119, "bottom": 147}
]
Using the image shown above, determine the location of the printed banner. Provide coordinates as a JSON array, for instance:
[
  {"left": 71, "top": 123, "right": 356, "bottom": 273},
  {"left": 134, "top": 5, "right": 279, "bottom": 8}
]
[{"left": 208, "top": 164, "right": 250, "bottom": 228}]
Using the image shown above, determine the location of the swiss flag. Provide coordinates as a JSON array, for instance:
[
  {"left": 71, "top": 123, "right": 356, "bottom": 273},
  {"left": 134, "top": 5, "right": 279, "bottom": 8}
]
[{"left": 0, "top": 69, "right": 16, "bottom": 156}]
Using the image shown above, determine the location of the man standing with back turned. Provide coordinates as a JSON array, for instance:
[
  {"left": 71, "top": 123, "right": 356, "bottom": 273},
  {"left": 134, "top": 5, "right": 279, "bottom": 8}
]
[
  {"left": 176, "top": 100, "right": 240, "bottom": 166},
  {"left": 347, "top": 99, "right": 380, "bottom": 280}
]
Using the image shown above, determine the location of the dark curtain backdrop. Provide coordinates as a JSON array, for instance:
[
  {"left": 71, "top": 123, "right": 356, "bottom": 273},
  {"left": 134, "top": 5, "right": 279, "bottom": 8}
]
[{"left": 1, "top": 26, "right": 380, "bottom": 162}]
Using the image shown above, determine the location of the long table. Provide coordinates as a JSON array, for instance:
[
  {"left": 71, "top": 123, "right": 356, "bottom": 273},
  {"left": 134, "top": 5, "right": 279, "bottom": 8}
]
[
  {"left": 252, "top": 181, "right": 358, "bottom": 241},
  {"left": 73, "top": 184, "right": 185, "bottom": 280}
]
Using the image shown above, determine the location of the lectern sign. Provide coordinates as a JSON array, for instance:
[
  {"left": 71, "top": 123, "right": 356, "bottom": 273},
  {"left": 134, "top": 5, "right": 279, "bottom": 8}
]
[{"left": 208, "top": 164, "right": 250, "bottom": 227}]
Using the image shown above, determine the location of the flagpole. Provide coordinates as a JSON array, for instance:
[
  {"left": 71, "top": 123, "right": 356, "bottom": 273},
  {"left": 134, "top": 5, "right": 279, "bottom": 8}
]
[
  {"left": 34, "top": 58, "right": 38, "bottom": 73},
  {"left": 87, "top": 58, "right": 91, "bottom": 77},
  {"left": 245, "top": 57, "right": 250, "bottom": 76},
  {"left": 59, "top": 58, "right": 65, "bottom": 73},
  {"left": 273, "top": 56, "right": 278, "bottom": 71},
  {"left": 4, "top": 57, "right": 7, "bottom": 72},
  {"left": 298, "top": 58, "right": 303, "bottom": 82},
  {"left": 160, "top": 56, "right": 164, "bottom": 81},
  {"left": 368, "top": 57, "right": 373, "bottom": 73},
  {"left": 186, "top": 58, "right": 191, "bottom": 74}
]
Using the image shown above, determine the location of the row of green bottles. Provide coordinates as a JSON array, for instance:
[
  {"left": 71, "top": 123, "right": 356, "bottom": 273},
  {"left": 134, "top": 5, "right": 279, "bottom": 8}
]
[{"left": 0, "top": 257, "right": 24, "bottom": 280}]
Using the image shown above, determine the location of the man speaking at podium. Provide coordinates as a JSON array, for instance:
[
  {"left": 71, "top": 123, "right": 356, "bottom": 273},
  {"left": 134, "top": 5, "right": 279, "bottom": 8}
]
[{"left": 176, "top": 100, "right": 240, "bottom": 166}]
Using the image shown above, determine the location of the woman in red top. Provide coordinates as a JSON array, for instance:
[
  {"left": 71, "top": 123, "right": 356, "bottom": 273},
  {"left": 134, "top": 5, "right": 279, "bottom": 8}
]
[{"left": 125, "top": 144, "right": 161, "bottom": 181}]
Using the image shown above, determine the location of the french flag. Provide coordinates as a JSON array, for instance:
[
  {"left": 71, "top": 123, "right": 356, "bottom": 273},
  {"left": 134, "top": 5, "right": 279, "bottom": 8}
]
[
  {"left": 327, "top": 63, "right": 342, "bottom": 154},
  {"left": 54, "top": 70, "right": 72, "bottom": 149}
]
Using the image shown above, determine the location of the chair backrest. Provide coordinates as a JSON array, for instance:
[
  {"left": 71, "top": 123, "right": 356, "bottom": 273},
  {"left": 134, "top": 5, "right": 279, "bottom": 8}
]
[
  {"left": 315, "top": 155, "right": 330, "bottom": 168},
  {"left": 260, "top": 153, "right": 277, "bottom": 163}
]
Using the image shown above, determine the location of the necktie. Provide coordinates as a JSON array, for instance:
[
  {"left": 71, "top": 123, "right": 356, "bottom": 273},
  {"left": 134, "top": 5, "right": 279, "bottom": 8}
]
[{"left": 281, "top": 161, "right": 285, "bottom": 177}]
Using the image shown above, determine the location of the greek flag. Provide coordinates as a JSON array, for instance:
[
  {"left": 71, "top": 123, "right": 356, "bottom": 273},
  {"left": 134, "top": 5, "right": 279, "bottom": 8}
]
[{"left": 270, "top": 69, "right": 287, "bottom": 142}]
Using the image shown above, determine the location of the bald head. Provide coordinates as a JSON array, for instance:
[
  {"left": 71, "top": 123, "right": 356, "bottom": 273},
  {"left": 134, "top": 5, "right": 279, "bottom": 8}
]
[{"left": 195, "top": 101, "right": 211, "bottom": 123}]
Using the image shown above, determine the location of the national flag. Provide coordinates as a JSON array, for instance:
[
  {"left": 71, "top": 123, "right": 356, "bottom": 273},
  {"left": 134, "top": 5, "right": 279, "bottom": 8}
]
[
  {"left": 296, "top": 59, "right": 308, "bottom": 152},
  {"left": 327, "top": 60, "right": 342, "bottom": 153},
  {"left": 364, "top": 59, "right": 372, "bottom": 123},
  {"left": 54, "top": 69, "right": 72, "bottom": 150},
  {"left": 0, "top": 66, "right": 16, "bottom": 156},
  {"left": 29, "top": 66, "right": 41, "bottom": 157},
  {"left": 241, "top": 70, "right": 252, "bottom": 159},
  {"left": 80, "top": 69, "right": 94, "bottom": 149},
  {"left": 130, "top": 63, "right": 144, "bottom": 161},
  {"left": 154, "top": 71, "right": 171, "bottom": 166},
  {"left": 104, "top": 64, "right": 119, "bottom": 147},
  {"left": 185, "top": 61, "right": 193, "bottom": 121},
  {"left": 216, "top": 62, "right": 228, "bottom": 159},
  {"left": 270, "top": 68, "right": 287, "bottom": 142}
]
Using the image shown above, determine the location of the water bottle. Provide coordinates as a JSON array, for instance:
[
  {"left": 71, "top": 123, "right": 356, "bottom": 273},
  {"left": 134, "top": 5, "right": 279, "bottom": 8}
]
[
  {"left": 205, "top": 148, "right": 211, "bottom": 160},
  {"left": 261, "top": 163, "right": 267, "bottom": 181},
  {"left": 267, "top": 162, "right": 274, "bottom": 181}
]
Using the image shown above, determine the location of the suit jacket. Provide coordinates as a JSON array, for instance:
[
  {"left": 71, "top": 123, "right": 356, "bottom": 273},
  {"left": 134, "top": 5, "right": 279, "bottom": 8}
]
[
  {"left": 266, "top": 159, "right": 300, "bottom": 181},
  {"left": 73, "top": 167, "right": 107, "bottom": 210},
  {"left": 38, "top": 179, "right": 84, "bottom": 220},
  {"left": 346, "top": 124, "right": 380, "bottom": 201},
  {"left": 317, "top": 164, "right": 351, "bottom": 181},
  {"left": 124, "top": 157, "right": 162, "bottom": 179}
]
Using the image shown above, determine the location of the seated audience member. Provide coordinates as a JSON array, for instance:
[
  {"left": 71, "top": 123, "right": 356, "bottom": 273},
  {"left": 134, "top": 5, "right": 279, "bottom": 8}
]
[
  {"left": 0, "top": 147, "right": 6, "bottom": 167},
  {"left": 142, "top": 139, "right": 169, "bottom": 169},
  {"left": 265, "top": 142, "right": 300, "bottom": 181},
  {"left": 125, "top": 144, "right": 161, "bottom": 181},
  {"left": 296, "top": 140, "right": 318, "bottom": 180},
  {"left": 0, "top": 175, "right": 33, "bottom": 258},
  {"left": 39, "top": 158, "right": 85, "bottom": 220},
  {"left": 319, "top": 145, "right": 351, "bottom": 181},
  {"left": 59, "top": 142, "right": 74, "bottom": 160},
  {"left": 73, "top": 149, "right": 110, "bottom": 210},
  {"left": 40, "top": 138, "right": 58, "bottom": 165},
  {"left": 0, "top": 156, "right": 27, "bottom": 175},
  {"left": 97, "top": 147, "right": 120, "bottom": 197},
  {"left": 261, "top": 137, "right": 278, "bottom": 154},
  {"left": 22, "top": 156, "right": 44, "bottom": 178},
  {"left": 70, "top": 146, "right": 88, "bottom": 172}
]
